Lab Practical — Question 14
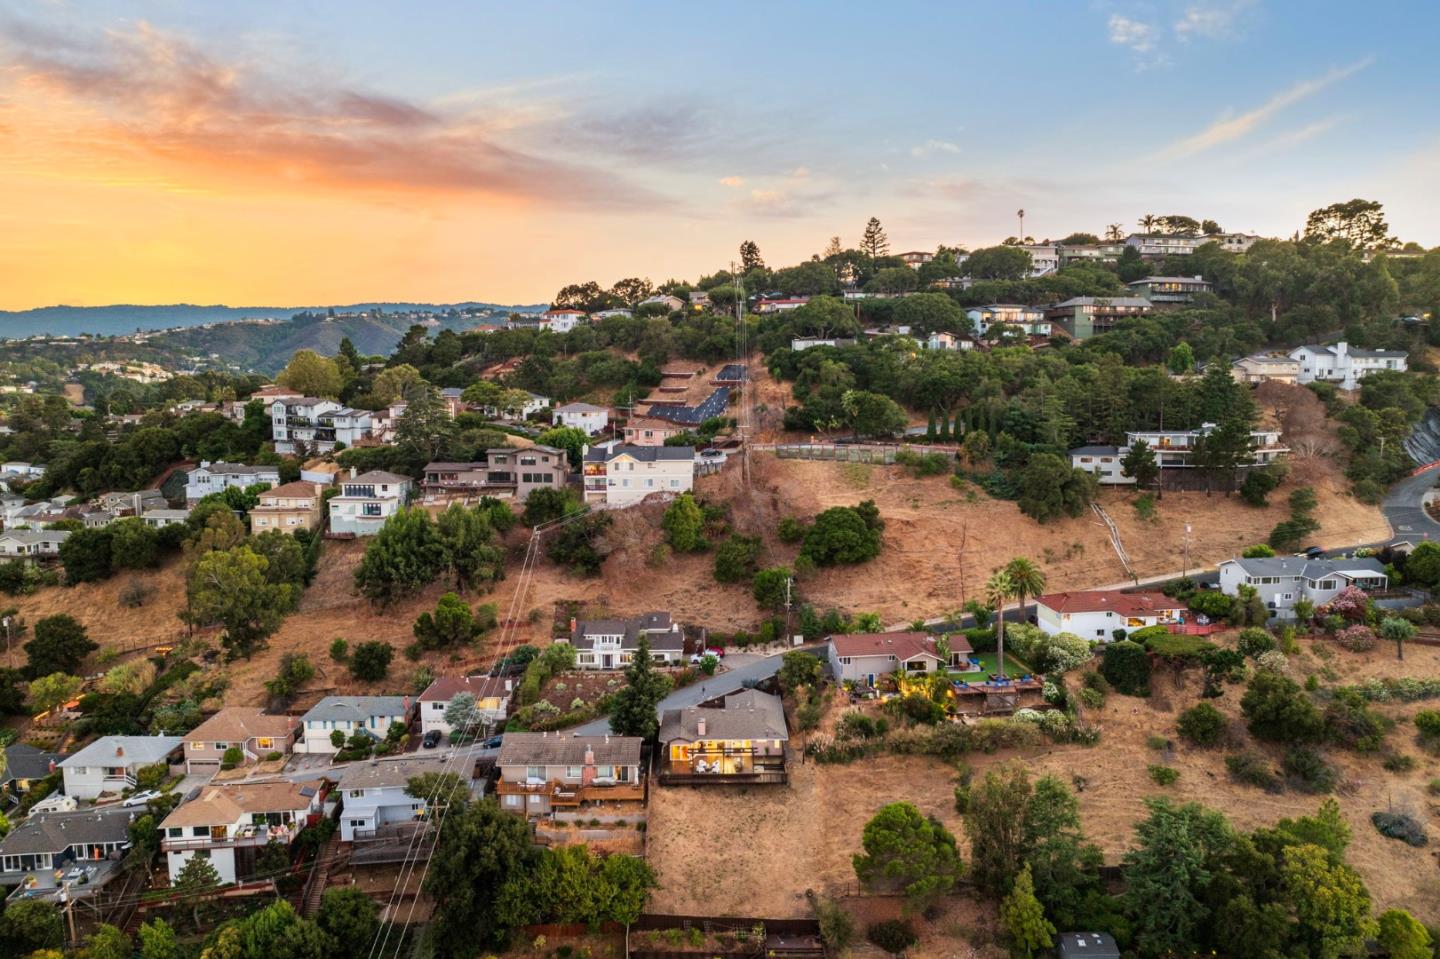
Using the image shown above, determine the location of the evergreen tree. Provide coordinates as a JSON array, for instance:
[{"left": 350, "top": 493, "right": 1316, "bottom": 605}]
[
  {"left": 1120, "top": 439, "right": 1160, "bottom": 494},
  {"left": 860, "top": 217, "right": 890, "bottom": 261},
  {"left": 608, "top": 637, "right": 672, "bottom": 739},
  {"left": 661, "top": 493, "right": 706, "bottom": 552},
  {"left": 1001, "top": 865, "right": 1055, "bottom": 959}
]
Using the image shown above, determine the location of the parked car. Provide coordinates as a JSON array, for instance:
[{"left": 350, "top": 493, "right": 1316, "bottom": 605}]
[
  {"left": 480, "top": 734, "right": 504, "bottom": 749},
  {"left": 123, "top": 790, "right": 159, "bottom": 808},
  {"left": 1303, "top": 545, "right": 1325, "bottom": 558},
  {"left": 705, "top": 647, "right": 726, "bottom": 659},
  {"left": 422, "top": 729, "right": 443, "bottom": 749}
]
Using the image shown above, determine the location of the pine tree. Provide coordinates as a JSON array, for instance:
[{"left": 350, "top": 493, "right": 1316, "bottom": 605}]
[
  {"left": 608, "top": 637, "right": 671, "bottom": 738},
  {"left": 1001, "top": 865, "right": 1055, "bottom": 959},
  {"left": 861, "top": 217, "right": 889, "bottom": 261},
  {"left": 926, "top": 412, "right": 937, "bottom": 442},
  {"left": 739, "top": 240, "right": 764, "bottom": 272}
]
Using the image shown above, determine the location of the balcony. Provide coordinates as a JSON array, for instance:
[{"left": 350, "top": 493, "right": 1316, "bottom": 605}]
[
  {"left": 161, "top": 822, "right": 298, "bottom": 852},
  {"left": 494, "top": 778, "right": 645, "bottom": 806}
]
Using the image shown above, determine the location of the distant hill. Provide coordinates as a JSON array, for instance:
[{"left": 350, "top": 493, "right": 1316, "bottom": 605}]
[{"left": 0, "top": 301, "right": 544, "bottom": 341}]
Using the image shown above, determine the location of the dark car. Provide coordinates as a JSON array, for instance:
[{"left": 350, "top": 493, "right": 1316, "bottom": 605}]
[
  {"left": 422, "top": 729, "right": 443, "bottom": 749},
  {"left": 1303, "top": 545, "right": 1325, "bottom": 558},
  {"left": 480, "top": 734, "right": 504, "bottom": 749}
]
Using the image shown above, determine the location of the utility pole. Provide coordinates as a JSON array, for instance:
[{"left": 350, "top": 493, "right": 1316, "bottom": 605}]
[
  {"left": 784, "top": 574, "right": 794, "bottom": 643},
  {"left": 1182, "top": 522, "right": 1192, "bottom": 580},
  {"left": 1017, "top": 208, "right": 1025, "bottom": 242}
]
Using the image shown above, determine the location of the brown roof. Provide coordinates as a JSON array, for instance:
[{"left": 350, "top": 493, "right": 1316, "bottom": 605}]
[
  {"left": 160, "top": 779, "right": 322, "bottom": 827},
  {"left": 1035, "top": 591, "right": 1182, "bottom": 617},
  {"left": 624, "top": 417, "right": 683, "bottom": 432},
  {"left": 185, "top": 708, "right": 296, "bottom": 746},
  {"left": 497, "top": 732, "right": 643, "bottom": 767},
  {"left": 258, "top": 480, "right": 320, "bottom": 501},
  {"left": 660, "top": 689, "right": 788, "bottom": 744},
  {"left": 418, "top": 675, "right": 513, "bottom": 703},
  {"left": 829, "top": 632, "right": 966, "bottom": 660}
]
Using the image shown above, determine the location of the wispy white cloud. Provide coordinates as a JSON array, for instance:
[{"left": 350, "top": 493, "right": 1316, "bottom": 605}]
[
  {"left": 1175, "top": 0, "right": 1256, "bottom": 40},
  {"left": 718, "top": 175, "right": 744, "bottom": 187},
  {"left": 1108, "top": 13, "right": 1156, "bottom": 52},
  {"left": 1153, "top": 58, "right": 1372, "bottom": 160},
  {"left": 1251, "top": 116, "right": 1344, "bottom": 155},
  {"left": 910, "top": 139, "right": 961, "bottom": 158},
  {"left": 788, "top": 166, "right": 810, "bottom": 179}
]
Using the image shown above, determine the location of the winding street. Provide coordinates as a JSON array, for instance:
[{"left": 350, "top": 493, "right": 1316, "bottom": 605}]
[{"left": 1382, "top": 468, "right": 1440, "bottom": 543}]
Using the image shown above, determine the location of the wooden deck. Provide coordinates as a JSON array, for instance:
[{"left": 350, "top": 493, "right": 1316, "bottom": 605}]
[{"left": 495, "top": 779, "right": 646, "bottom": 806}]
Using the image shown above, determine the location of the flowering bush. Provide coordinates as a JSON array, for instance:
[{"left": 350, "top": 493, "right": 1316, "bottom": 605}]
[
  {"left": 1334, "top": 625, "right": 1377, "bottom": 652},
  {"left": 1255, "top": 650, "right": 1289, "bottom": 674},
  {"left": 1317, "top": 586, "right": 1370, "bottom": 624},
  {"left": 1012, "top": 708, "right": 1044, "bottom": 724}
]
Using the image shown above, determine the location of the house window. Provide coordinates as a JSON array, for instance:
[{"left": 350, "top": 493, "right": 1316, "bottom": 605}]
[
  {"left": 167, "top": 827, "right": 184, "bottom": 838},
  {"left": 505, "top": 795, "right": 520, "bottom": 808},
  {"left": 596, "top": 765, "right": 614, "bottom": 779},
  {"left": 565, "top": 766, "right": 582, "bottom": 779},
  {"left": 192, "top": 826, "right": 208, "bottom": 837},
  {"left": 348, "top": 819, "right": 366, "bottom": 829},
  {"left": 526, "top": 766, "right": 544, "bottom": 781},
  {"left": 839, "top": 657, "right": 852, "bottom": 665}
]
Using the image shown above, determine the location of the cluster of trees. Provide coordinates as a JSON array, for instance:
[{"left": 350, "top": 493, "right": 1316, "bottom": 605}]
[
  {"left": 423, "top": 785, "right": 654, "bottom": 953},
  {"left": 851, "top": 763, "right": 1422, "bottom": 959},
  {"left": 353, "top": 502, "right": 510, "bottom": 605}
]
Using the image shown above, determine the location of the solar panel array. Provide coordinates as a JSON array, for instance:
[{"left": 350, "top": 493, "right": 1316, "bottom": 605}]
[
  {"left": 646, "top": 386, "right": 731, "bottom": 425},
  {"left": 714, "top": 363, "right": 748, "bottom": 382}
]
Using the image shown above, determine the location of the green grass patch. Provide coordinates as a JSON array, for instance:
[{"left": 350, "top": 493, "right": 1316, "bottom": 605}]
[{"left": 948, "top": 651, "right": 1033, "bottom": 683}]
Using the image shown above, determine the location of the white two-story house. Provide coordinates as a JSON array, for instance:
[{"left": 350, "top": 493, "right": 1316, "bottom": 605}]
[
  {"left": 561, "top": 611, "right": 687, "bottom": 670},
  {"left": 327, "top": 471, "right": 412, "bottom": 537},
  {"left": 1289, "top": 343, "right": 1408, "bottom": 391},
  {"left": 336, "top": 756, "right": 451, "bottom": 841},
  {"left": 552, "top": 402, "right": 610, "bottom": 435},
  {"left": 160, "top": 779, "right": 326, "bottom": 883},
  {"left": 965, "top": 304, "right": 1050, "bottom": 337},
  {"left": 581, "top": 444, "right": 695, "bottom": 506},
  {"left": 418, "top": 676, "right": 513, "bottom": 738},
  {"left": 59, "top": 736, "right": 182, "bottom": 801},
  {"left": 295, "top": 697, "right": 413, "bottom": 754},
  {"left": 184, "top": 462, "right": 282, "bottom": 505},
  {"left": 1217, "top": 556, "right": 1388, "bottom": 619}
]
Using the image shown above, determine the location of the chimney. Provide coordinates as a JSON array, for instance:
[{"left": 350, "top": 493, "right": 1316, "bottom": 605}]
[
  {"left": 697, "top": 718, "right": 707, "bottom": 737},
  {"left": 504, "top": 679, "right": 513, "bottom": 692},
  {"left": 584, "top": 746, "right": 595, "bottom": 765},
  {"left": 115, "top": 745, "right": 125, "bottom": 758},
  {"left": 48, "top": 759, "right": 56, "bottom": 773},
  {"left": 569, "top": 617, "right": 577, "bottom": 632},
  {"left": 402, "top": 695, "right": 410, "bottom": 713}
]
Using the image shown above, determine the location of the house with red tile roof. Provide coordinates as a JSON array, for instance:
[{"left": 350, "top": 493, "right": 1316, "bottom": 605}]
[{"left": 1034, "top": 590, "right": 1184, "bottom": 641}]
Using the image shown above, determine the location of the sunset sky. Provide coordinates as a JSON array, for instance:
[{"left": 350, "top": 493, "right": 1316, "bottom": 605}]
[{"left": 1, "top": 1, "right": 1437, "bottom": 310}]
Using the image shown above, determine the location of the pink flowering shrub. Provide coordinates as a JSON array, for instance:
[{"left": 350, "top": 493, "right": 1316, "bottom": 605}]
[
  {"left": 1317, "top": 586, "right": 1369, "bottom": 623},
  {"left": 1333, "top": 624, "right": 1376, "bottom": 652}
]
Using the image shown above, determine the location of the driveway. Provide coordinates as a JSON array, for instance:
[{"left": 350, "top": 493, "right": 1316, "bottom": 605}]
[{"left": 1383, "top": 469, "right": 1440, "bottom": 543}]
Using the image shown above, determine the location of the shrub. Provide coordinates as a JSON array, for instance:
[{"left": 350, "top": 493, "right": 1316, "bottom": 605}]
[
  {"left": 1177, "top": 702, "right": 1227, "bottom": 746},
  {"left": 349, "top": 641, "right": 394, "bottom": 682},
  {"left": 866, "top": 920, "right": 918, "bottom": 954},
  {"left": 800, "top": 502, "right": 883, "bottom": 566},
  {"left": 1241, "top": 670, "right": 1323, "bottom": 743},
  {"left": 777, "top": 517, "right": 808, "bottom": 544},
  {"left": 713, "top": 535, "right": 762, "bottom": 583},
  {"left": 1255, "top": 650, "right": 1289, "bottom": 674},
  {"left": 220, "top": 746, "right": 244, "bottom": 770},
  {"left": 1382, "top": 753, "right": 1416, "bottom": 773},
  {"left": 1226, "top": 750, "right": 1281, "bottom": 790},
  {"left": 1333, "top": 625, "right": 1376, "bottom": 652},
  {"left": 1079, "top": 687, "right": 1105, "bottom": 709},
  {"left": 1147, "top": 765, "right": 1178, "bottom": 786},
  {"left": 329, "top": 637, "right": 348, "bottom": 662},
  {"left": 1372, "top": 811, "right": 1428, "bottom": 847},
  {"left": 1100, "top": 640, "right": 1150, "bottom": 696},
  {"left": 1323, "top": 688, "right": 1391, "bottom": 752},
  {"left": 1237, "top": 628, "right": 1276, "bottom": 658},
  {"left": 1415, "top": 709, "right": 1440, "bottom": 744},
  {"left": 1282, "top": 746, "right": 1338, "bottom": 794}
]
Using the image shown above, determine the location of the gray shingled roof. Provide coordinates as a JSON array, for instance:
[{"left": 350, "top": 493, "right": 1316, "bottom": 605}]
[
  {"left": 0, "top": 806, "right": 136, "bottom": 856},
  {"left": 336, "top": 756, "right": 452, "bottom": 790},
  {"left": 1227, "top": 556, "right": 1385, "bottom": 579},
  {"left": 497, "top": 732, "right": 643, "bottom": 767},
  {"left": 1070, "top": 445, "right": 1120, "bottom": 457},
  {"left": 60, "top": 735, "right": 182, "bottom": 768},
  {"left": 569, "top": 612, "right": 685, "bottom": 652},
  {"left": 3, "top": 744, "right": 66, "bottom": 783},
  {"left": 302, "top": 697, "right": 410, "bottom": 723},
  {"left": 1049, "top": 297, "right": 1153, "bottom": 309},
  {"left": 660, "top": 689, "right": 788, "bottom": 744},
  {"left": 583, "top": 444, "right": 695, "bottom": 464}
]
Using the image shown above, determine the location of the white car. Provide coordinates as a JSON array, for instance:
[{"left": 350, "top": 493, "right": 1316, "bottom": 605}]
[{"left": 123, "top": 790, "right": 160, "bottom": 808}]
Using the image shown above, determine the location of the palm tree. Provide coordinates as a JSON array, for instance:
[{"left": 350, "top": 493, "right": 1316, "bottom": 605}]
[
  {"left": 1002, "top": 558, "right": 1047, "bottom": 669},
  {"left": 1138, "top": 213, "right": 1158, "bottom": 233},
  {"left": 1105, "top": 223, "right": 1124, "bottom": 242},
  {"left": 985, "top": 570, "right": 1016, "bottom": 679}
]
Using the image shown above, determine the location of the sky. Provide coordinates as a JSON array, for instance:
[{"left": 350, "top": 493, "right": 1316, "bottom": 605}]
[{"left": 1, "top": 0, "right": 1437, "bottom": 310}]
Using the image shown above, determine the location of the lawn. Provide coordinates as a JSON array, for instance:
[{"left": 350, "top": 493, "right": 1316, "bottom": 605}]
[{"left": 948, "top": 651, "right": 1033, "bottom": 682}]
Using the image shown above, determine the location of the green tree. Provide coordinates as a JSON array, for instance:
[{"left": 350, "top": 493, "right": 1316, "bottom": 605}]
[
  {"left": 1241, "top": 669, "right": 1324, "bottom": 743},
  {"left": 841, "top": 390, "right": 907, "bottom": 439},
  {"left": 1100, "top": 640, "right": 1150, "bottom": 696},
  {"left": 187, "top": 545, "right": 294, "bottom": 658},
  {"left": 435, "top": 503, "right": 505, "bottom": 591},
  {"left": 1304, "top": 198, "right": 1393, "bottom": 249},
  {"left": 0, "top": 899, "right": 64, "bottom": 956},
  {"left": 27, "top": 671, "right": 83, "bottom": 713},
  {"left": 801, "top": 504, "right": 883, "bottom": 566},
  {"left": 353, "top": 507, "right": 448, "bottom": 605},
  {"left": 371, "top": 363, "right": 424, "bottom": 406},
  {"left": 174, "top": 854, "right": 222, "bottom": 928},
  {"left": 109, "top": 517, "right": 161, "bottom": 570},
  {"left": 84, "top": 925, "right": 133, "bottom": 959},
  {"left": 522, "top": 487, "right": 582, "bottom": 527},
  {"left": 1001, "top": 865, "right": 1055, "bottom": 959},
  {"left": 278, "top": 350, "right": 342, "bottom": 398},
  {"left": 740, "top": 240, "right": 764, "bottom": 272},
  {"left": 425, "top": 798, "right": 539, "bottom": 953},
  {"left": 713, "top": 535, "right": 761, "bottom": 583},
  {"left": 348, "top": 641, "right": 393, "bottom": 682},
  {"left": 442, "top": 693, "right": 481, "bottom": 738},
  {"left": 1377, "top": 909, "right": 1433, "bottom": 959},
  {"left": 777, "top": 650, "right": 823, "bottom": 695},
  {"left": 59, "top": 526, "right": 114, "bottom": 583},
  {"left": 966, "top": 762, "right": 1031, "bottom": 896},
  {"left": 608, "top": 637, "right": 671, "bottom": 738},
  {"left": 1121, "top": 439, "right": 1159, "bottom": 493},
  {"left": 1167, "top": 341, "right": 1195, "bottom": 374},
  {"left": 860, "top": 217, "right": 890, "bottom": 261},
  {"left": 852, "top": 801, "right": 964, "bottom": 913},
  {"left": 395, "top": 383, "right": 455, "bottom": 462},
  {"left": 966, "top": 246, "right": 1033, "bottom": 280},
  {"left": 264, "top": 653, "right": 315, "bottom": 701},
  {"left": 316, "top": 887, "right": 380, "bottom": 959},
  {"left": 1122, "top": 798, "right": 1233, "bottom": 958},
  {"left": 137, "top": 918, "right": 180, "bottom": 959},
  {"left": 1177, "top": 702, "right": 1226, "bottom": 746},
  {"left": 661, "top": 493, "right": 706, "bottom": 552},
  {"left": 1281, "top": 842, "right": 1377, "bottom": 959},
  {"left": 124, "top": 813, "right": 160, "bottom": 879},
  {"left": 1379, "top": 615, "right": 1416, "bottom": 661},
  {"left": 413, "top": 593, "right": 481, "bottom": 650},
  {"left": 535, "top": 426, "right": 588, "bottom": 469},
  {"left": 752, "top": 566, "right": 792, "bottom": 611},
  {"left": 24, "top": 613, "right": 96, "bottom": 678},
  {"left": 1017, "top": 454, "right": 1095, "bottom": 523},
  {"left": 986, "top": 570, "right": 1015, "bottom": 679},
  {"left": 1002, "top": 558, "right": 1046, "bottom": 642}
]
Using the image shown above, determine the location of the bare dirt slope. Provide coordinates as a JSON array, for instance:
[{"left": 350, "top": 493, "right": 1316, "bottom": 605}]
[{"left": 645, "top": 636, "right": 1440, "bottom": 924}]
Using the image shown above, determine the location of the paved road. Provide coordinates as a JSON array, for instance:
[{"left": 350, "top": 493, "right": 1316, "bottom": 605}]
[
  {"left": 572, "top": 645, "right": 826, "bottom": 735},
  {"left": 1383, "top": 469, "right": 1440, "bottom": 543}
]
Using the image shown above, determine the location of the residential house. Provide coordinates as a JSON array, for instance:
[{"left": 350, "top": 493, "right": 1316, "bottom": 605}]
[
  {"left": 755, "top": 297, "right": 810, "bottom": 314},
  {"left": 327, "top": 471, "right": 412, "bottom": 536},
  {"left": 483, "top": 445, "right": 569, "bottom": 501},
  {"left": 1057, "top": 242, "right": 1127, "bottom": 264},
  {"left": 478, "top": 391, "right": 550, "bottom": 420},
  {"left": 1218, "top": 556, "right": 1388, "bottom": 619},
  {"left": 96, "top": 489, "right": 166, "bottom": 517},
  {"left": 421, "top": 461, "right": 487, "bottom": 497},
  {"left": 623, "top": 417, "right": 686, "bottom": 446},
  {"left": 1020, "top": 244, "right": 1060, "bottom": 277},
  {"left": 1232, "top": 353, "right": 1302, "bottom": 385},
  {"left": 336, "top": 756, "right": 451, "bottom": 842},
  {"left": 1125, "top": 234, "right": 1205, "bottom": 258},
  {"left": 183, "top": 708, "right": 297, "bottom": 775},
  {"left": 295, "top": 696, "right": 413, "bottom": 754},
  {"left": 541, "top": 308, "right": 586, "bottom": 333},
  {"left": 0, "top": 528, "right": 69, "bottom": 561},
  {"left": 249, "top": 481, "right": 324, "bottom": 535},
  {"left": 2, "top": 744, "right": 65, "bottom": 795},
  {"left": 965, "top": 304, "right": 1050, "bottom": 337},
  {"left": 1045, "top": 297, "right": 1153, "bottom": 340},
  {"left": 59, "top": 736, "right": 183, "bottom": 800},
  {"left": 592, "top": 308, "right": 633, "bottom": 320},
  {"left": 184, "top": 461, "right": 282, "bottom": 505},
  {"left": 899, "top": 251, "right": 935, "bottom": 268},
  {"left": 687, "top": 290, "right": 711, "bottom": 308},
  {"left": 0, "top": 806, "right": 135, "bottom": 901},
  {"left": 639, "top": 294, "right": 685, "bottom": 313},
  {"left": 160, "top": 779, "right": 325, "bottom": 883},
  {"left": 1057, "top": 932, "right": 1121, "bottom": 959},
  {"left": 925, "top": 331, "right": 976, "bottom": 351},
  {"left": 562, "top": 611, "right": 687, "bottom": 670},
  {"left": 494, "top": 732, "right": 645, "bottom": 818},
  {"left": 418, "top": 675, "right": 514, "bottom": 738},
  {"left": 581, "top": 444, "right": 695, "bottom": 506},
  {"left": 140, "top": 508, "right": 191, "bottom": 529},
  {"left": 552, "top": 402, "right": 610, "bottom": 435},
  {"left": 269, "top": 397, "right": 340, "bottom": 454},
  {"left": 1289, "top": 343, "right": 1408, "bottom": 390},
  {"left": 1126, "top": 275, "right": 1212, "bottom": 306},
  {"left": 659, "top": 689, "right": 788, "bottom": 784},
  {"left": 1035, "top": 591, "right": 1184, "bottom": 640},
  {"left": 791, "top": 336, "right": 857, "bottom": 351},
  {"left": 1207, "top": 232, "right": 1261, "bottom": 253},
  {"left": 0, "top": 462, "right": 45, "bottom": 480},
  {"left": 439, "top": 387, "right": 467, "bottom": 418},
  {"left": 1070, "top": 423, "right": 1288, "bottom": 483},
  {"left": 828, "top": 632, "right": 971, "bottom": 685}
]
